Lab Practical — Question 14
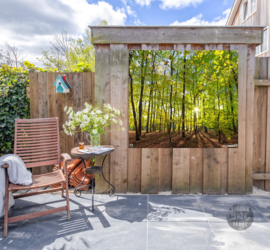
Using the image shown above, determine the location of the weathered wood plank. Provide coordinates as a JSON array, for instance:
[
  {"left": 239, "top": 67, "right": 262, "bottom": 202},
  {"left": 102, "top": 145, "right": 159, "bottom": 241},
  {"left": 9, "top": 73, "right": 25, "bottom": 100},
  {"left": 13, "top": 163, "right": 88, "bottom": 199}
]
[
  {"left": 205, "top": 44, "right": 223, "bottom": 50},
  {"left": 203, "top": 149, "right": 225, "bottom": 195},
  {"left": 29, "top": 73, "right": 39, "bottom": 175},
  {"left": 46, "top": 72, "right": 56, "bottom": 171},
  {"left": 158, "top": 148, "right": 173, "bottom": 192},
  {"left": 47, "top": 72, "right": 56, "bottom": 118},
  {"left": 37, "top": 73, "right": 49, "bottom": 174},
  {"left": 254, "top": 79, "right": 270, "bottom": 86},
  {"left": 65, "top": 73, "right": 75, "bottom": 156},
  {"left": 73, "top": 73, "right": 83, "bottom": 147},
  {"left": 246, "top": 45, "right": 255, "bottom": 193},
  {"left": 127, "top": 148, "right": 141, "bottom": 193},
  {"left": 228, "top": 148, "right": 241, "bottom": 194},
  {"left": 55, "top": 72, "right": 67, "bottom": 156},
  {"left": 190, "top": 44, "right": 205, "bottom": 50},
  {"left": 266, "top": 58, "right": 270, "bottom": 191},
  {"left": 38, "top": 73, "right": 48, "bottom": 119},
  {"left": 234, "top": 44, "right": 247, "bottom": 194},
  {"left": 82, "top": 72, "right": 93, "bottom": 145},
  {"left": 90, "top": 26, "right": 263, "bottom": 44},
  {"left": 253, "top": 173, "right": 270, "bottom": 180},
  {"left": 172, "top": 148, "right": 190, "bottom": 194},
  {"left": 174, "top": 44, "right": 191, "bottom": 50},
  {"left": 95, "top": 45, "right": 111, "bottom": 194},
  {"left": 220, "top": 149, "right": 228, "bottom": 194},
  {"left": 141, "top": 148, "right": 159, "bottom": 194},
  {"left": 128, "top": 44, "right": 141, "bottom": 50},
  {"left": 29, "top": 73, "right": 38, "bottom": 119},
  {"left": 189, "top": 148, "right": 203, "bottom": 194},
  {"left": 253, "top": 86, "right": 267, "bottom": 190},
  {"left": 141, "top": 44, "right": 158, "bottom": 50},
  {"left": 110, "top": 44, "right": 129, "bottom": 193},
  {"left": 159, "top": 44, "right": 174, "bottom": 50}
]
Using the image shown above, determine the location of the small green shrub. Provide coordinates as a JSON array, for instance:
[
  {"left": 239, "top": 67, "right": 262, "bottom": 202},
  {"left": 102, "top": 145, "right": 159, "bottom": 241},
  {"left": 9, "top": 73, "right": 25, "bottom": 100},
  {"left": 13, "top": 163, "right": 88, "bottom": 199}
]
[{"left": 0, "top": 65, "right": 30, "bottom": 155}]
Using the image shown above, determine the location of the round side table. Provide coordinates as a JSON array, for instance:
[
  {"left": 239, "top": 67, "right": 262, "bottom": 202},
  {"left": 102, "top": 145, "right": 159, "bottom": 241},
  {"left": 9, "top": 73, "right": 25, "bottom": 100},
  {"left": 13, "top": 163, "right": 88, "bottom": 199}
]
[{"left": 71, "top": 145, "right": 115, "bottom": 211}]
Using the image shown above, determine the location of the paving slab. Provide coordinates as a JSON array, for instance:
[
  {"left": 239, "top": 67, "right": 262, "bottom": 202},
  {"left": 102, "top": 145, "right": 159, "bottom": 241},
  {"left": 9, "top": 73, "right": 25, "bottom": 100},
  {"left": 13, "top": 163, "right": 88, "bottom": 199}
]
[
  {"left": 208, "top": 219, "right": 270, "bottom": 250},
  {"left": 148, "top": 195, "right": 205, "bottom": 222},
  {"left": 197, "top": 195, "right": 267, "bottom": 223},
  {"left": 148, "top": 221, "right": 219, "bottom": 250},
  {"left": 0, "top": 194, "right": 270, "bottom": 250}
]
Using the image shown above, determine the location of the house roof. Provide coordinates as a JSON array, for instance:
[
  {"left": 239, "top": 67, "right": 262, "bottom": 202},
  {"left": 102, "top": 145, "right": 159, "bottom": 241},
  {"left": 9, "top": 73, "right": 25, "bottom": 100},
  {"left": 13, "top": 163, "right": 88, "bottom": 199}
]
[
  {"left": 53, "top": 75, "right": 72, "bottom": 89},
  {"left": 226, "top": 0, "right": 241, "bottom": 26}
]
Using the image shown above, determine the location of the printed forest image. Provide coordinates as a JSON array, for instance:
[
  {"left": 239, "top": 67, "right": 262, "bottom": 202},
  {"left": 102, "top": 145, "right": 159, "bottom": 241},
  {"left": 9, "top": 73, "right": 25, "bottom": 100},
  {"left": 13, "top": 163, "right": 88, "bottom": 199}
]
[{"left": 129, "top": 50, "right": 238, "bottom": 148}]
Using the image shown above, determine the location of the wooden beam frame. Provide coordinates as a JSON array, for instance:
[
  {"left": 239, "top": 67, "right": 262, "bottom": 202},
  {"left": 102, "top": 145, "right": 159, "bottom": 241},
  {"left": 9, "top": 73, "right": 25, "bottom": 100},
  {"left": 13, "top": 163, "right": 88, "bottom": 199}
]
[
  {"left": 254, "top": 79, "right": 270, "bottom": 86},
  {"left": 253, "top": 173, "right": 270, "bottom": 180},
  {"left": 92, "top": 26, "right": 263, "bottom": 195},
  {"left": 90, "top": 26, "right": 264, "bottom": 45}
]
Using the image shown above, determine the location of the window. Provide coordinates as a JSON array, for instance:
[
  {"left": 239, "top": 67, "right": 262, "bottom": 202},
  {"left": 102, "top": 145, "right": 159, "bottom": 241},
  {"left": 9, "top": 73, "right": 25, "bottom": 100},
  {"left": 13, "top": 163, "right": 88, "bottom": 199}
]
[
  {"left": 243, "top": 1, "right": 248, "bottom": 20},
  {"left": 251, "top": 0, "right": 256, "bottom": 13},
  {"left": 256, "top": 29, "right": 268, "bottom": 55}
]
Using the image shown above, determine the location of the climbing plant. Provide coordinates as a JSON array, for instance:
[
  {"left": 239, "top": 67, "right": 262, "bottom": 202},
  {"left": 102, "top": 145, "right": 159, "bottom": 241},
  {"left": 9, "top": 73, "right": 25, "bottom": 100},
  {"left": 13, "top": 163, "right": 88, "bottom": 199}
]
[{"left": 0, "top": 65, "right": 30, "bottom": 155}]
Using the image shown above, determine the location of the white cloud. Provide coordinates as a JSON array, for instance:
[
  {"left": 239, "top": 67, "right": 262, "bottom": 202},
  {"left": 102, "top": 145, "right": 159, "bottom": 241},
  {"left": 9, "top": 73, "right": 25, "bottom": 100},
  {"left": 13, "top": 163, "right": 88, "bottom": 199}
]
[
  {"left": 134, "top": 19, "right": 146, "bottom": 25},
  {"left": 135, "top": 0, "right": 205, "bottom": 8},
  {"left": 159, "top": 0, "right": 205, "bottom": 10},
  {"left": 0, "top": 0, "right": 127, "bottom": 67},
  {"left": 135, "top": 0, "right": 155, "bottom": 7},
  {"left": 170, "top": 8, "right": 231, "bottom": 26},
  {"left": 126, "top": 5, "right": 137, "bottom": 17}
]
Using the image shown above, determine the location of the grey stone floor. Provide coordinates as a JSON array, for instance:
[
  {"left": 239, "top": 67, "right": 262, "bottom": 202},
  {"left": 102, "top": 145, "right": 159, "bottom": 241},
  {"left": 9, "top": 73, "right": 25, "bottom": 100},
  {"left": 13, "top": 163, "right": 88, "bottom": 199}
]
[{"left": 1, "top": 194, "right": 270, "bottom": 250}]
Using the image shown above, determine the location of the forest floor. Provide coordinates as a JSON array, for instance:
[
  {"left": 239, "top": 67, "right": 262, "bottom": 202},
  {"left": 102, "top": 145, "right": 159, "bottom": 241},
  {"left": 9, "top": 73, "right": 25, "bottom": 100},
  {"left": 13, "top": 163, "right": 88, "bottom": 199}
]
[{"left": 129, "top": 130, "right": 238, "bottom": 148}]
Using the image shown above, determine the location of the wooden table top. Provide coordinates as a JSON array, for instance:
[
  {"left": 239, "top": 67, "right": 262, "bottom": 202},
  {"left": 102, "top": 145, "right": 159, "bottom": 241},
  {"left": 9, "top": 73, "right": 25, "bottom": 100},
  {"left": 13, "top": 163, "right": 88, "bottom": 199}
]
[{"left": 71, "top": 145, "right": 115, "bottom": 158}]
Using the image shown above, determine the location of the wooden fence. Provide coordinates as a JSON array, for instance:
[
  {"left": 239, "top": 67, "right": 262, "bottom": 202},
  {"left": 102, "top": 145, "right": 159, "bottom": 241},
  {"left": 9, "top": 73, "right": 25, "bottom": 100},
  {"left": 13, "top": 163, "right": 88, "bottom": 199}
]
[
  {"left": 253, "top": 57, "right": 270, "bottom": 191},
  {"left": 29, "top": 72, "right": 95, "bottom": 175},
  {"left": 29, "top": 58, "right": 270, "bottom": 194}
]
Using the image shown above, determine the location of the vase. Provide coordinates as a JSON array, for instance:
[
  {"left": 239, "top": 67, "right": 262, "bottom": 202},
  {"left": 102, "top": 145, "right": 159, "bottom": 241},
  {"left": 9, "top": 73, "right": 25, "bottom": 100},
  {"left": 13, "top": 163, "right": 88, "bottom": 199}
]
[{"left": 86, "top": 133, "right": 100, "bottom": 149}]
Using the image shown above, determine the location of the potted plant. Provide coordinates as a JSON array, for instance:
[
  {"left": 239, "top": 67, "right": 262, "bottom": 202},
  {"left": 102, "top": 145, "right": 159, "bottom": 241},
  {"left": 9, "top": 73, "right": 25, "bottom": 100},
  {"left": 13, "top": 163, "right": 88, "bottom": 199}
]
[{"left": 63, "top": 103, "right": 125, "bottom": 148}]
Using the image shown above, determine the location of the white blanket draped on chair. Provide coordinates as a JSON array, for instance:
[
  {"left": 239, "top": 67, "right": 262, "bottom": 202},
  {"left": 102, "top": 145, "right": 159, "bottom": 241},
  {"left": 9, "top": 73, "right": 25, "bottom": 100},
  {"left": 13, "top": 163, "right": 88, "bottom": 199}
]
[{"left": 0, "top": 154, "right": 33, "bottom": 217}]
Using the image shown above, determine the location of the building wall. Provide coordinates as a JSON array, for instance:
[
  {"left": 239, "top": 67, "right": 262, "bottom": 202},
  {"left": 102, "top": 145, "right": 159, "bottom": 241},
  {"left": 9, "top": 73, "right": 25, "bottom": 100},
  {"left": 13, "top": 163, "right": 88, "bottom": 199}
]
[{"left": 229, "top": 0, "right": 269, "bottom": 57}]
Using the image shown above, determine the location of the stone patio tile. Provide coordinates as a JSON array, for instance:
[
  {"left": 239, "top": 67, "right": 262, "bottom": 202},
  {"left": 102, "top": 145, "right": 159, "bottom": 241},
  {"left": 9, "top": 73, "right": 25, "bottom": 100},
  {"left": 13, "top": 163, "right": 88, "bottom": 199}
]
[
  {"left": 209, "top": 219, "right": 270, "bottom": 250},
  {"left": 0, "top": 216, "right": 87, "bottom": 250},
  {"left": 73, "top": 220, "right": 147, "bottom": 250},
  {"left": 245, "top": 196, "right": 270, "bottom": 222},
  {"left": 148, "top": 195, "right": 206, "bottom": 222},
  {"left": 197, "top": 195, "right": 267, "bottom": 223},
  {"left": 148, "top": 221, "right": 219, "bottom": 250},
  {"left": 0, "top": 194, "right": 52, "bottom": 221}
]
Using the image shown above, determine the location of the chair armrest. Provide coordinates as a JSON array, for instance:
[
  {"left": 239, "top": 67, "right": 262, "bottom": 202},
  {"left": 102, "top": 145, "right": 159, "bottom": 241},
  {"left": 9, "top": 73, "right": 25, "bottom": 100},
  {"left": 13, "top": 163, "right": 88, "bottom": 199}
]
[
  {"left": 61, "top": 153, "right": 72, "bottom": 162},
  {"left": 1, "top": 164, "right": 9, "bottom": 169}
]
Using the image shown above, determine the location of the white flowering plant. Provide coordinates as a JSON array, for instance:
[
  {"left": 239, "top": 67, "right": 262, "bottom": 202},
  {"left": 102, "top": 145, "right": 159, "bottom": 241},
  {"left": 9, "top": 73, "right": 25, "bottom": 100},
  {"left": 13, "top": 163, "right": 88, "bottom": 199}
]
[{"left": 63, "top": 103, "right": 125, "bottom": 136}]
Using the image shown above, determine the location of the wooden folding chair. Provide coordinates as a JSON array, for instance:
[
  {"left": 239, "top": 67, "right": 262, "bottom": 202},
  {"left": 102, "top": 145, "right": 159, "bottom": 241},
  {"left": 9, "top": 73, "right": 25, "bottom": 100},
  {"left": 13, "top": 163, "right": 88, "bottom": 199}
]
[{"left": 1, "top": 118, "right": 72, "bottom": 237}]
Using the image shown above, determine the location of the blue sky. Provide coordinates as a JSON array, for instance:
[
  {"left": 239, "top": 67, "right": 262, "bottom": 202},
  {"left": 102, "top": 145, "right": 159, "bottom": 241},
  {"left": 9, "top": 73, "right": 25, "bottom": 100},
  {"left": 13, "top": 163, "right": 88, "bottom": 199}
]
[
  {"left": 0, "top": 0, "right": 235, "bottom": 66},
  {"left": 97, "top": 0, "right": 234, "bottom": 26}
]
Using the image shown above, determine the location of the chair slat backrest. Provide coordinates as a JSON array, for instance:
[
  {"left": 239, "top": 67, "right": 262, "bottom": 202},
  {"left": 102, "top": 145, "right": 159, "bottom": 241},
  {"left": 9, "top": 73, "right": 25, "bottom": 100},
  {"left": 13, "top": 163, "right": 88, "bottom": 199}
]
[{"left": 14, "top": 118, "right": 61, "bottom": 168}]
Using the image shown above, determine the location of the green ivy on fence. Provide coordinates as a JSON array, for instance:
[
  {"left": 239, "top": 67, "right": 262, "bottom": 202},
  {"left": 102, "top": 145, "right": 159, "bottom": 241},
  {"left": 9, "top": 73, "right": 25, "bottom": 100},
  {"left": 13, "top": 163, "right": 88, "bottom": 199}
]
[
  {"left": 0, "top": 65, "right": 30, "bottom": 155},
  {"left": 0, "top": 61, "right": 92, "bottom": 155}
]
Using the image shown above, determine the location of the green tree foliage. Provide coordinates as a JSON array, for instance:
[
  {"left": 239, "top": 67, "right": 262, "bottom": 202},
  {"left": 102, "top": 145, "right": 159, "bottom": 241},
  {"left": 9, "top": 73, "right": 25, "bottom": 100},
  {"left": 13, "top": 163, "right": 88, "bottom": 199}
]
[
  {"left": 129, "top": 50, "right": 238, "bottom": 145},
  {"left": 0, "top": 65, "right": 30, "bottom": 155},
  {"left": 37, "top": 20, "right": 108, "bottom": 72}
]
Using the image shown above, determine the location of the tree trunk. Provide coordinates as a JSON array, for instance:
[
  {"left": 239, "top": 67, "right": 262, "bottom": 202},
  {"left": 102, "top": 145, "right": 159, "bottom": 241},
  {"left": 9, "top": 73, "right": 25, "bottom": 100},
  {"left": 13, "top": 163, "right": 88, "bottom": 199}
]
[
  {"left": 138, "top": 51, "right": 146, "bottom": 137},
  {"left": 129, "top": 52, "right": 140, "bottom": 140},
  {"left": 182, "top": 51, "right": 187, "bottom": 138}
]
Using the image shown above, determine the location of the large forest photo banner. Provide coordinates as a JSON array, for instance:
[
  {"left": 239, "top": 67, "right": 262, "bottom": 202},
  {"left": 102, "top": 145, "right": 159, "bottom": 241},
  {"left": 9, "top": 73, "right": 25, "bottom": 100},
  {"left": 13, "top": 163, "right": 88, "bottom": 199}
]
[{"left": 128, "top": 50, "right": 238, "bottom": 148}]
